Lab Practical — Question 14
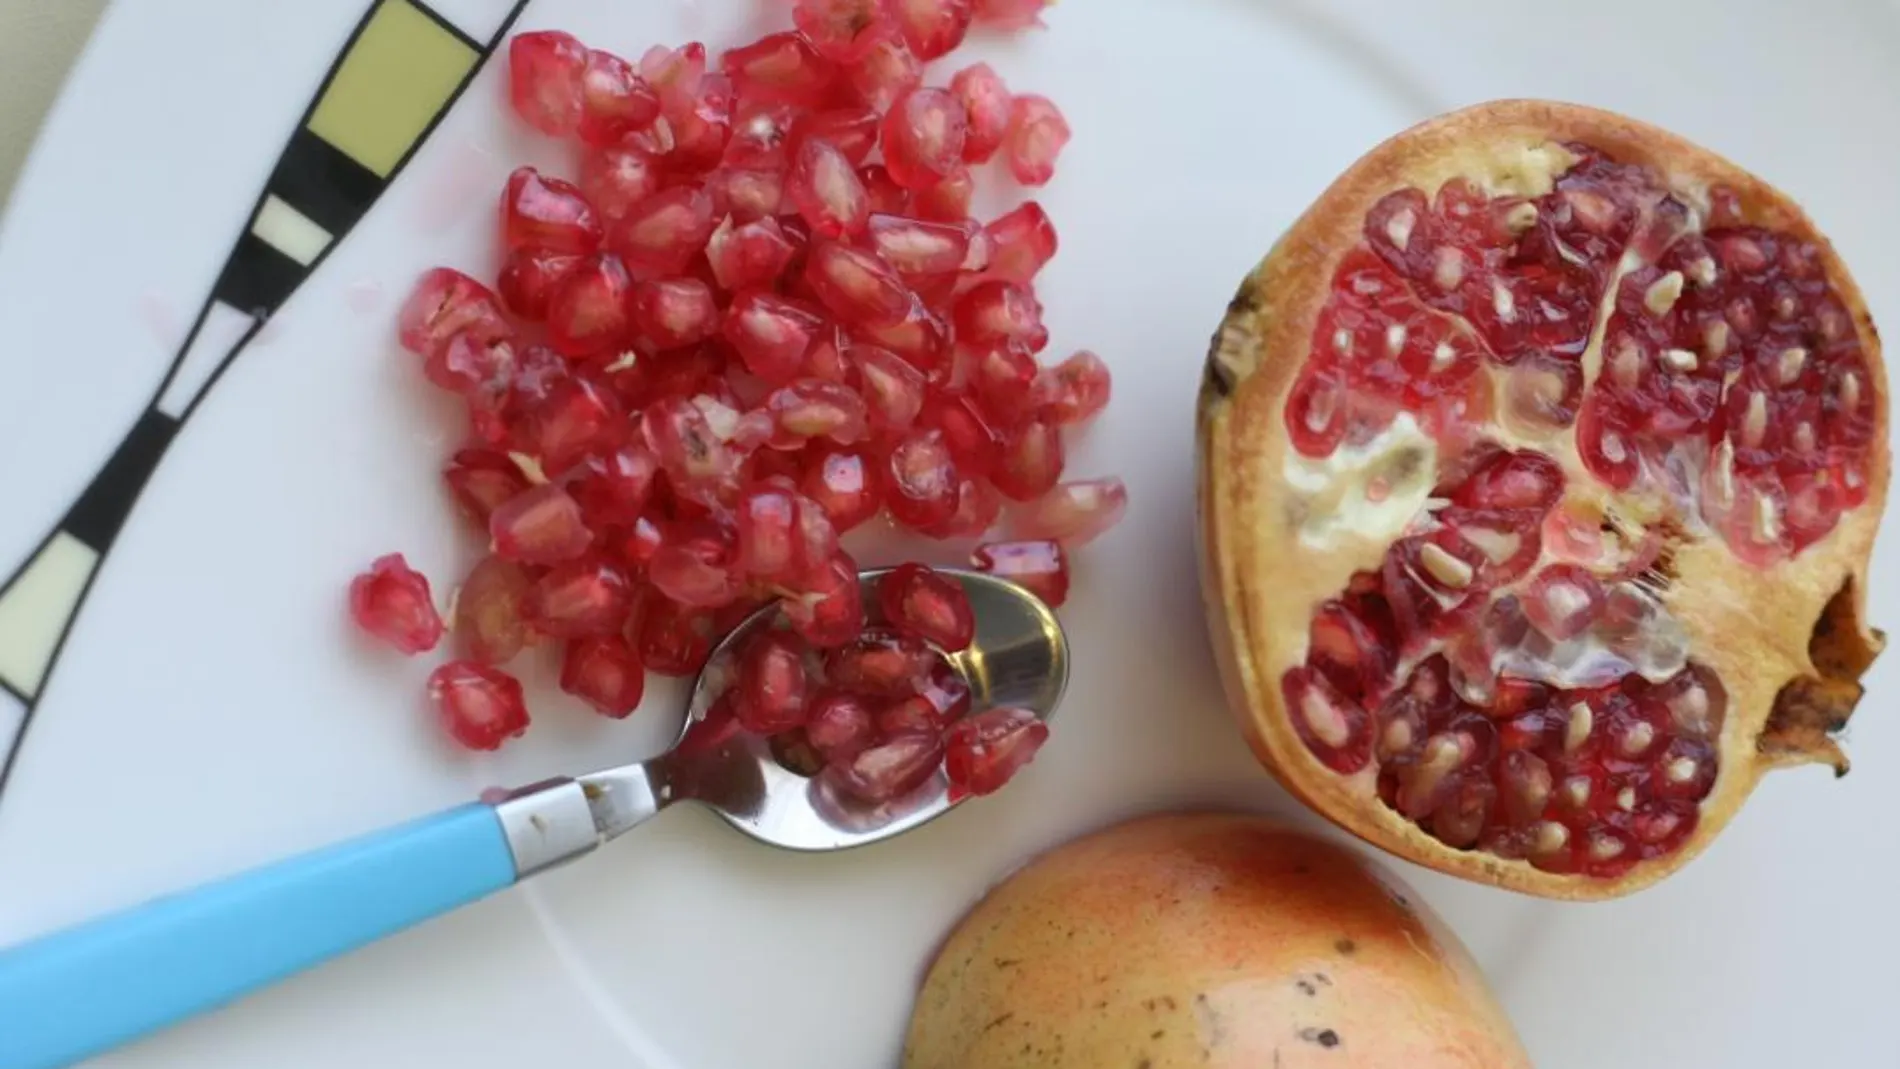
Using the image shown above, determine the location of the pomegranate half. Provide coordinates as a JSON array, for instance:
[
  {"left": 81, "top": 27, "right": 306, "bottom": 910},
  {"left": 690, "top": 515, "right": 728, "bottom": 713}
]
[{"left": 1197, "top": 100, "right": 1889, "bottom": 899}]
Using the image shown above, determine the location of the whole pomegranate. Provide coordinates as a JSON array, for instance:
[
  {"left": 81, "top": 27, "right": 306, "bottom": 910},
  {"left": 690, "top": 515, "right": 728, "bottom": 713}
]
[
  {"left": 903, "top": 812, "right": 1530, "bottom": 1068},
  {"left": 1198, "top": 100, "right": 1888, "bottom": 899}
]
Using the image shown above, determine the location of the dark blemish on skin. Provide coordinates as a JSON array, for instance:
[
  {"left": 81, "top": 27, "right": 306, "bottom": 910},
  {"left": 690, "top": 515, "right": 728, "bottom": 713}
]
[
  {"left": 994, "top": 958, "right": 1021, "bottom": 970},
  {"left": 1195, "top": 993, "right": 1229, "bottom": 1048},
  {"left": 1152, "top": 1030, "right": 1166, "bottom": 1040},
  {"left": 1296, "top": 978, "right": 1317, "bottom": 996},
  {"left": 1203, "top": 347, "right": 1236, "bottom": 398},
  {"left": 1315, "top": 973, "right": 1332, "bottom": 986},
  {"left": 1299, "top": 1027, "right": 1342, "bottom": 1049},
  {"left": 982, "top": 1013, "right": 1015, "bottom": 1034},
  {"left": 1136, "top": 1060, "right": 1153, "bottom": 1069},
  {"left": 1335, "top": 938, "right": 1358, "bottom": 955}
]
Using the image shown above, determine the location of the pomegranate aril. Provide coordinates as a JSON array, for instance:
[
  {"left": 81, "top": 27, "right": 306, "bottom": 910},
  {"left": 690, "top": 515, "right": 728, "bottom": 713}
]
[
  {"left": 847, "top": 35, "right": 924, "bottom": 113},
  {"left": 517, "top": 375, "right": 624, "bottom": 474},
  {"left": 663, "top": 72, "right": 734, "bottom": 173},
  {"left": 643, "top": 395, "right": 743, "bottom": 503},
  {"left": 885, "top": 428, "right": 962, "bottom": 530},
  {"left": 706, "top": 217, "right": 796, "bottom": 292},
  {"left": 1650, "top": 737, "right": 1718, "bottom": 801},
  {"left": 971, "top": 344, "right": 1040, "bottom": 427},
  {"left": 734, "top": 630, "right": 813, "bottom": 734},
  {"left": 635, "top": 594, "right": 717, "bottom": 676},
  {"left": 788, "top": 138, "right": 872, "bottom": 240},
  {"left": 498, "top": 247, "right": 580, "bottom": 322},
  {"left": 629, "top": 277, "right": 719, "bottom": 352},
  {"left": 422, "top": 329, "right": 515, "bottom": 411},
  {"left": 1307, "top": 598, "right": 1395, "bottom": 701},
  {"left": 878, "top": 563, "right": 976, "bottom": 651},
  {"left": 1521, "top": 564, "right": 1606, "bottom": 641},
  {"left": 856, "top": 299, "right": 953, "bottom": 374},
  {"left": 853, "top": 345, "right": 927, "bottom": 431},
  {"left": 828, "top": 631, "right": 939, "bottom": 697},
  {"left": 525, "top": 557, "right": 634, "bottom": 639},
  {"left": 858, "top": 164, "right": 909, "bottom": 216},
  {"left": 793, "top": 0, "right": 897, "bottom": 63},
  {"left": 508, "top": 31, "right": 587, "bottom": 136},
  {"left": 545, "top": 253, "right": 634, "bottom": 358},
  {"left": 1283, "top": 666, "right": 1373, "bottom": 774},
  {"left": 576, "top": 49, "right": 662, "bottom": 146},
  {"left": 721, "top": 31, "right": 836, "bottom": 106},
  {"left": 866, "top": 213, "right": 977, "bottom": 287},
  {"left": 911, "top": 167, "right": 975, "bottom": 222},
  {"left": 429, "top": 662, "right": 530, "bottom": 751},
  {"left": 724, "top": 290, "right": 826, "bottom": 384},
  {"left": 944, "top": 707, "right": 1048, "bottom": 799},
  {"left": 949, "top": 63, "right": 1010, "bottom": 163},
  {"left": 919, "top": 392, "right": 999, "bottom": 476},
  {"left": 454, "top": 555, "right": 534, "bottom": 665},
  {"left": 1002, "top": 94, "right": 1069, "bottom": 186},
  {"left": 399, "top": 268, "right": 509, "bottom": 358},
  {"left": 445, "top": 449, "right": 531, "bottom": 528},
  {"left": 570, "top": 445, "right": 660, "bottom": 529},
  {"left": 611, "top": 186, "right": 716, "bottom": 277},
  {"left": 828, "top": 733, "right": 944, "bottom": 804},
  {"left": 805, "top": 241, "right": 916, "bottom": 329},
  {"left": 649, "top": 521, "right": 744, "bottom": 609},
  {"left": 806, "top": 690, "right": 878, "bottom": 762},
  {"left": 348, "top": 554, "right": 443, "bottom": 655},
  {"left": 580, "top": 143, "right": 662, "bottom": 223},
  {"left": 971, "top": 539, "right": 1068, "bottom": 606},
  {"left": 783, "top": 552, "right": 867, "bottom": 648},
  {"left": 1451, "top": 449, "right": 1567, "bottom": 514},
  {"left": 801, "top": 447, "right": 884, "bottom": 532},
  {"left": 560, "top": 636, "right": 646, "bottom": 718},
  {"left": 1035, "top": 350, "right": 1111, "bottom": 426},
  {"left": 1009, "top": 476, "right": 1127, "bottom": 547},
  {"left": 491, "top": 483, "right": 593, "bottom": 564},
  {"left": 1497, "top": 750, "right": 1554, "bottom": 826},
  {"left": 640, "top": 41, "right": 707, "bottom": 115},
  {"left": 882, "top": 88, "right": 969, "bottom": 190},
  {"left": 954, "top": 280, "right": 1048, "bottom": 353},
  {"left": 892, "top": 0, "right": 974, "bottom": 58},
  {"left": 766, "top": 379, "right": 871, "bottom": 448}
]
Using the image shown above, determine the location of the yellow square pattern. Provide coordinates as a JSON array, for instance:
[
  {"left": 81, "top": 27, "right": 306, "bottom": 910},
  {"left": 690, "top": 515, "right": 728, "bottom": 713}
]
[{"left": 306, "top": 0, "right": 477, "bottom": 178}]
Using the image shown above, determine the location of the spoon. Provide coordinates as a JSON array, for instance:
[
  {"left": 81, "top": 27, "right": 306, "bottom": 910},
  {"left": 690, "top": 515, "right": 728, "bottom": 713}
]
[{"left": 0, "top": 568, "right": 1068, "bottom": 1069}]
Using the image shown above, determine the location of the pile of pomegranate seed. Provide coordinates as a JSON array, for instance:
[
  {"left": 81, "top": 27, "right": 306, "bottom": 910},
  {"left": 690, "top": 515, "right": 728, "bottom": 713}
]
[
  {"left": 1278, "top": 142, "right": 1877, "bottom": 876},
  {"left": 347, "top": 0, "right": 1117, "bottom": 788}
]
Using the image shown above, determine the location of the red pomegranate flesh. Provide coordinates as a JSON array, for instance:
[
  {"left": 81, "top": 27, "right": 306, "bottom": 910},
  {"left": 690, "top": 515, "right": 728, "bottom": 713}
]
[{"left": 1198, "top": 100, "right": 1888, "bottom": 898}]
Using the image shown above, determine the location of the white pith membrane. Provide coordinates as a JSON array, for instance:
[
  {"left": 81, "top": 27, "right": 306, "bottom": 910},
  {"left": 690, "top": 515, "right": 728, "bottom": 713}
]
[{"left": 1271, "top": 141, "right": 1878, "bottom": 880}]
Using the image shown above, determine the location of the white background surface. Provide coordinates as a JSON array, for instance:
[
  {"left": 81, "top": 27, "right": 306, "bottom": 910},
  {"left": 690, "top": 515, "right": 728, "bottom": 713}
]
[{"left": 0, "top": 1, "right": 1896, "bottom": 1067}]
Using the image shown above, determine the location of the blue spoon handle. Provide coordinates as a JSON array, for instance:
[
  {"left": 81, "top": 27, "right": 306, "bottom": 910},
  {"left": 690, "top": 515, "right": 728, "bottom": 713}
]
[{"left": 0, "top": 801, "right": 527, "bottom": 1069}]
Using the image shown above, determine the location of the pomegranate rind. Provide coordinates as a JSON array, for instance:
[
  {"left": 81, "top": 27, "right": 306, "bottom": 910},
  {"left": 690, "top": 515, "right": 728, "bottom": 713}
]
[
  {"left": 1196, "top": 100, "right": 1889, "bottom": 899},
  {"left": 901, "top": 812, "right": 1531, "bottom": 1068}
]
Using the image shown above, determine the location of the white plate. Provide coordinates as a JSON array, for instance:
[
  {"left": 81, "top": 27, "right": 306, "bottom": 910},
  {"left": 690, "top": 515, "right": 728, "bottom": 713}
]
[{"left": 1, "top": 1, "right": 1896, "bottom": 1066}]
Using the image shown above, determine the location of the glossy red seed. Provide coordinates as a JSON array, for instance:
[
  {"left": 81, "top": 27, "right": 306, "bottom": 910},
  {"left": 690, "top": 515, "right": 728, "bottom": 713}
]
[
  {"left": 878, "top": 563, "right": 975, "bottom": 650},
  {"left": 827, "top": 630, "right": 939, "bottom": 697},
  {"left": 501, "top": 167, "right": 596, "bottom": 254},
  {"left": 663, "top": 73, "right": 734, "bottom": 173},
  {"left": 828, "top": 732, "right": 944, "bottom": 803},
  {"left": 926, "top": 476, "right": 1003, "bottom": 539},
  {"left": 856, "top": 345, "right": 929, "bottom": 432},
  {"left": 1452, "top": 449, "right": 1568, "bottom": 514},
  {"left": 984, "top": 202, "right": 1056, "bottom": 283},
  {"left": 735, "top": 484, "right": 801, "bottom": 581},
  {"left": 639, "top": 41, "right": 707, "bottom": 115},
  {"left": 954, "top": 280, "right": 1048, "bottom": 352},
  {"left": 787, "top": 138, "right": 871, "bottom": 240},
  {"left": 635, "top": 594, "right": 717, "bottom": 676},
  {"left": 859, "top": 165, "right": 909, "bottom": 215},
  {"left": 399, "top": 268, "right": 509, "bottom": 358},
  {"left": 1035, "top": 350, "right": 1111, "bottom": 425},
  {"left": 1002, "top": 94, "right": 1069, "bottom": 186},
  {"left": 792, "top": 107, "right": 882, "bottom": 166},
  {"left": 570, "top": 445, "right": 660, "bottom": 529},
  {"left": 971, "top": 344, "right": 1040, "bottom": 427},
  {"left": 508, "top": 31, "right": 587, "bottom": 136},
  {"left": 885, "top": 428, "right": 961, "bottom": 530},
  {"left": 611, "top": 187, "right": 717, "bottom": 277},
  {"left": 973, "top": 0, "right": 1050, "bottom": 28},
  {"left": 920, "top": 391, "right": 999, "bottom": 477},
  {"left": 497, "top": 247, "right": 580, "bottom": 322},
  {"left": 422, "top": 329, "right": 515, "bottom": 413},
  {"left": 866, "top": 213, "right": 976, "bottom": 289},
  {"left": 724, "top": 290, "right": 826, "bottom": 384},
  {"left": 1010, "top": 477, "right": 1127, "bottom": 547},
  {"left": 857, "top": 299, "right": 953, "bottom": 374},
  {"left": 945, "top": 707, "right": 1049, "bottom": 798},
  {"left": 794, "top": 0, "right": 898, "bottom": 64},
  {"left": 722, "top": 31, "right": 836, "bottom": 105},
  {"left": 444, "top": 449, "right": 530, "bottom": 528},
  {"left": 560, "top": 636, "right": 646, "bottom": 718},
  {"left": 881, "top": 88, "right": 969, "bottom": 190},
  {"left": 971, "top": 539, "right": 1068, "bottom": 606},
  {"left": 1281, "top": 665, "right": 1373, "bottom": 774},
  {"left": 642, "top": 396, "right": 744, "bottom": 503},
  {"left": 517, "top": 376, "right": 624, "bottom": 473},
  {"left": 490, "top": 483, "right": 593, "bottom": 564},
  {"left": 878, "top": 694, "right": 950, "bottom": 737},
  {"left": 911, "top": 166, "right": 975, "bottom": 222},
  {"left": 454, "top": 555, "right": 534, "bottom": 665},
  {"left": 705, "top": 168, "right": 785, "bottom": 223},
  {"left": 801, "top": 448, "right": 883, "bottom": 532},
  {"left": 766, "top": 379, "right": 871, "bottom": 448},
  {"left": 545, "top": 253, "right": 634, "bottom": 358},
  {"left": 649, "top": 522, "right": 744, "bottom": 608},
  {"left": 806, "top": 690, "right": 878, "bottom": 762},
  {"left": 894, "top": 0, "right": 974, "bottom": 59},
  {"left": 846, "top": 35, "right": 923, "bottom": 112},
  {"left": 579, "top": 142, "right": 662, "bottom": 223},
  {"left": 1521, "top": 564, "right": 1607, "bottom": 642},
  {"left": 348, "top": 554, "right": 443, "bottom": 655},
  {"left": 706, "top": 217, "right": 796, "bottom": 292},
  {"left": 629, "top": 277, "right": 719, "bottom": 352},
  {"left": 525, "top": 558, "right": 634, "bottom": 638},
  {"left": 804, "top": 241, "right": 916, "bottom": 328},
  {"left": 990, "top": 419, "right": 1065, "bottom": 501},
  {"left": 949, "top": 63, "right": 1010, "bottom": 163},
  {"left": 735, "top": 630, "right": 813, "bottom": 734},
  {"left": 429, "top": 661, "right": 530, "bottom": 751},
  {"left": 782, "top": 552, "right": 867, "bottom": 648},
  {"left": 576, "top": 49, "right": 662, "bottom": 146}
]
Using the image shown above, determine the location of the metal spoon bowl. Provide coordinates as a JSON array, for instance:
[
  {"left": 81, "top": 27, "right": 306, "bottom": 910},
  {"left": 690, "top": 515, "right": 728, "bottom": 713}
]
[{"left": 0, "top": 567, "right": 1070, "bottom": 1069}]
